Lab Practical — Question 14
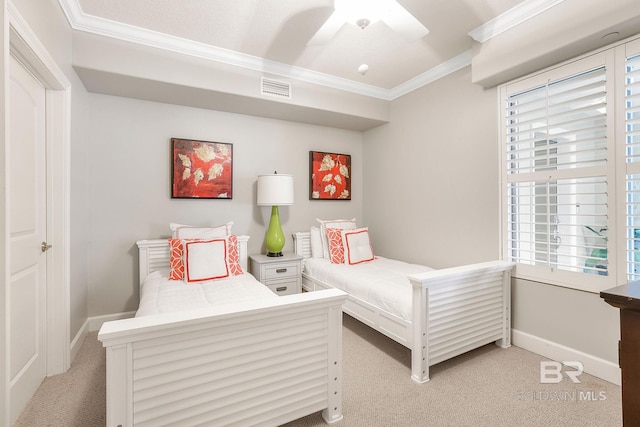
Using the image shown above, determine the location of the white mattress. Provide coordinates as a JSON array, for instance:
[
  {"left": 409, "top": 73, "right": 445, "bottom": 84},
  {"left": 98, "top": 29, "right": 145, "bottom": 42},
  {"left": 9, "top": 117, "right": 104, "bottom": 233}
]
[
  {"left": 136, "top": 269, "right": 277, "bottom": 317},
  {"left": 303, "top": 257, "right": 433, "bottom": 321}
]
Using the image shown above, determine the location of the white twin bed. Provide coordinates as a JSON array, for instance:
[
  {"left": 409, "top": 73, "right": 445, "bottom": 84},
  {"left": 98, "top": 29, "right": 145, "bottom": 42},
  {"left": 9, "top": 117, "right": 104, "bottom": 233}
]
[
  {"left": 293, "top": 222, "right": 515, "bottom": 384},
  {"left": 98, "top": 233, "right": 347, "bottom": 427},
  {"left": 97, "top": 219, "right": 514, "bottom": 426}
]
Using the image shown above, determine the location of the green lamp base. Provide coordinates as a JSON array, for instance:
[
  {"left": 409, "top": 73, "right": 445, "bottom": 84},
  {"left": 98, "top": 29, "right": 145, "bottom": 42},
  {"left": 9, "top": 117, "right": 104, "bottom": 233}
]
[{"left": 265, "top": 205, "right": 286, "bottom": 257}]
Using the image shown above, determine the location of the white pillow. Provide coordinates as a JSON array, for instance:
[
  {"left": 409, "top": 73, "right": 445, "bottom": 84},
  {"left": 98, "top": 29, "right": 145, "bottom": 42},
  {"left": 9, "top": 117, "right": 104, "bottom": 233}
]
[
  {"left": 310, "top": 226, "right": 323, "bottom": 258},
  {"left": 342, "top": 227, "right": 374, "bottom": 265},
  {"left": 317, "top": 218, "right": 356, "bottom": 259},
  {"left": 170, "top": 221, "right": 233, "bottom": 239},
  {"left": 183, "top": 239, "right": 229, "bottom": 282}
]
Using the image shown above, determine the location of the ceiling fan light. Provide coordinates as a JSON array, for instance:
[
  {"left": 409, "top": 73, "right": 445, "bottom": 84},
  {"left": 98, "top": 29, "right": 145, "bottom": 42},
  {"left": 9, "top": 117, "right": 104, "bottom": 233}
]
[{"left": 334, "top": 0, "right": 389, "bottom": 27}]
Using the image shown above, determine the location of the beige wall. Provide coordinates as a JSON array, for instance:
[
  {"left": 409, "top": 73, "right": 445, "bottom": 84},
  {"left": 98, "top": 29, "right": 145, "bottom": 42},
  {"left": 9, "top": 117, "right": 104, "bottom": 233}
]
[
  {"left": 363, "top": 66, "right": 500, "bottom": 268},
  {"left": 513, "top": 278, "right": 618, "bottom": 362},
  {"left": 82, "top": 93, "right": 363, "bottom": 316}
]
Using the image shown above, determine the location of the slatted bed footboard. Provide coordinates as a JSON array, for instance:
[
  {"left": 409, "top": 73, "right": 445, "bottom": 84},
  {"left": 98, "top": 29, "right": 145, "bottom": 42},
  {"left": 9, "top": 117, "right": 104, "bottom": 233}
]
[
  {"left": 99, "top": 237, "right": 348, "bottom": 426},
  {"left": 99, "top": 289, "right": 347, "bottom": 427},
  {"left": 408, "top": 260, "right": 513, "bottom": 383}
]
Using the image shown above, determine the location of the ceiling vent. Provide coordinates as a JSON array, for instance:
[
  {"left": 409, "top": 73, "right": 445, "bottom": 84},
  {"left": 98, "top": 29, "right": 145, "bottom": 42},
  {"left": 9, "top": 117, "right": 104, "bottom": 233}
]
[{"left": 261, "top": 78, "right": 291, "bottom": 99}]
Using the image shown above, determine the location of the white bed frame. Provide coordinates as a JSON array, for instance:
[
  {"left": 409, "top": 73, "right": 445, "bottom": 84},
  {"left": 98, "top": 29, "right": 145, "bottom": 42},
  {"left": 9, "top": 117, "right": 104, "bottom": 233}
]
[
  {"left": 98, "top": 236, "right": 348, "bottom": 427},
  {"left": 293, "top": 231, "right": 514, "bottom": 384}
]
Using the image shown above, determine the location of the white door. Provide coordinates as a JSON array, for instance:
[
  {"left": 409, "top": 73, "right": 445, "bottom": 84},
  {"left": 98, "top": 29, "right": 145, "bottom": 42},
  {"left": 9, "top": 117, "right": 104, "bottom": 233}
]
[{"left": 8, "top": 54, "right": 47, "bottom": 425}]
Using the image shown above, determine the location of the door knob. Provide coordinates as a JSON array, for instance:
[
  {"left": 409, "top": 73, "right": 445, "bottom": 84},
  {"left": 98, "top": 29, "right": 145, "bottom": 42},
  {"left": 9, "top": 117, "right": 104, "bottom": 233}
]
[{"left": 41, "top": 242, "right": 52, "bottom": 252}]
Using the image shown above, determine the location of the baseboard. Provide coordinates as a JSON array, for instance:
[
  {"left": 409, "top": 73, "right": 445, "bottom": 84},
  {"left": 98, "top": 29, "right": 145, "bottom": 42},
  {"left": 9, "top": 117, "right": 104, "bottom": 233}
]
[
  {"left": 69, "top": 319, "right": 90, "bottom": 363},
  {"left": 69, "top": 311, "right": 136, "bottom": 364},
  {"left": 512, "top": 329, "right": 621, "bottom": 386}
]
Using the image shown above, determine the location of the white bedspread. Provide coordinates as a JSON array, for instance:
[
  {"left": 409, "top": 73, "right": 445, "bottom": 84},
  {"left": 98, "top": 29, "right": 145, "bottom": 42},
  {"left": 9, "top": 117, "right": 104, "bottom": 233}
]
[
  {"left": 136, "top": 269, "right": 277, "bottom": 317},
  {"left": 303, "top": 257, "right": 433, "bottom": 321}
]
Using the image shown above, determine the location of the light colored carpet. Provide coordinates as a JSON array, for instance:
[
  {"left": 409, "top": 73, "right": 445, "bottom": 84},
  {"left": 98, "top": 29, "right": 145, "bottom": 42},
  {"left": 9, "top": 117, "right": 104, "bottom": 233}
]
[
  {"left": 15, "top": 314, "right": 621, "bottom": 426},
  {"left": 285, "top": 316, "right": 621, "bottom": 426},
  {"left": 14, "top": 328, "right": 106, "bottom": 427}
]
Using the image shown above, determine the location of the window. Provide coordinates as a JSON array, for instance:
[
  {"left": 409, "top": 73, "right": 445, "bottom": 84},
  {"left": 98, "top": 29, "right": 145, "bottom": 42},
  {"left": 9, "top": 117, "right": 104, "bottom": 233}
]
[
  {"left": 625, "top": 48, "right": 640, "bottom": 281},
  {"left": 500, "top": 52, "right": 616, "bottom": 292},
  {"left": 500, "top": 36, "right": 640, "bottom": 292}
]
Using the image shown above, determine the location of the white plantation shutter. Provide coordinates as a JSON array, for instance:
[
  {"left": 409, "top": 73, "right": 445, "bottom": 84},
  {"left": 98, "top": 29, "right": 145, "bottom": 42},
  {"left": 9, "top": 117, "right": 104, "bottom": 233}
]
[
  {"left": 625, "top": 51, "right": 640, "bottom": 281},
  {"left": 502, "top": 58, "right": 611, "bottom": 285}
]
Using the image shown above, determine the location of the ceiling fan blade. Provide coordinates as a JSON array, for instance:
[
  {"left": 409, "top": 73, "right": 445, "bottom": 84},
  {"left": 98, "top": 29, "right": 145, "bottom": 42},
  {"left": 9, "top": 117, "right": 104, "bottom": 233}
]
[
  {"left": 307, "top": 11, "right": 346, "bottom": 46},
  {"left": 382, "top": 1, "right": 429, "bottom": 42}
]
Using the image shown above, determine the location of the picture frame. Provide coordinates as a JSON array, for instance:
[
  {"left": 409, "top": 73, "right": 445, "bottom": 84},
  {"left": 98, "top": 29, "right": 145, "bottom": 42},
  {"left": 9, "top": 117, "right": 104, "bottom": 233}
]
[
  {"left": 171, "top": 138, "right": 233, "bottom": 199},
  {"left": 309, "top": 151, "right": 351, "bottom": 200}
]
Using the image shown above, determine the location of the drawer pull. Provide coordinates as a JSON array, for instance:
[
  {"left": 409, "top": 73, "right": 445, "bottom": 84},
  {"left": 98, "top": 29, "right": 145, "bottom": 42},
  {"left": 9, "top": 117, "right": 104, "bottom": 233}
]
[
  {"left": 276, "top": 286, "right": 287, "bottom": 292},
  {"left": 276, "top": 268, "right": 288, "bottom": 273}
]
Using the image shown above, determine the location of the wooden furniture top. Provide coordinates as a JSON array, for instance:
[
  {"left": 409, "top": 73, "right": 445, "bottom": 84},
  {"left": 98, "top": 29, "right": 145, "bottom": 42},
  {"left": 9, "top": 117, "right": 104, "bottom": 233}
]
[{"left": 601, "top": 282, "right": 640, "bottom": 311}]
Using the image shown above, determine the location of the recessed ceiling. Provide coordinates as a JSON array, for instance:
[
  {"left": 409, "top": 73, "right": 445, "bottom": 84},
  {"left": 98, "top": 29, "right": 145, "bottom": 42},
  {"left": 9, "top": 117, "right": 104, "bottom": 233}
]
[{"left": 69, "top": 0, "right": 528, "bottom": 91}]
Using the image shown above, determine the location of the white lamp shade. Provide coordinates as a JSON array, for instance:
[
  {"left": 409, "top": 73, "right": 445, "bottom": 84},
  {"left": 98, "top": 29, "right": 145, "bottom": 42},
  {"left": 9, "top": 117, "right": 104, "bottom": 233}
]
[{"left": 257, "top": 174, "right": 294, "bottom": 206}]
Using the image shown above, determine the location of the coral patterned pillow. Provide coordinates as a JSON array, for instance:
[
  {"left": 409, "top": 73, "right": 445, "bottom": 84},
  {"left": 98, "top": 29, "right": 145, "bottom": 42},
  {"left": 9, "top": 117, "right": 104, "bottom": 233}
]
[
  {"left": 317, "top": 218, "right": 356, "bottom": 259},
  {"left": 227, "top": 234, "right": 243, "bottom": 276},
  {"left": 326, "top": 228, "right": 346, "bottom": 264},
  {"left": 169, "top": 237, "right": 186, "bottom": 280}
]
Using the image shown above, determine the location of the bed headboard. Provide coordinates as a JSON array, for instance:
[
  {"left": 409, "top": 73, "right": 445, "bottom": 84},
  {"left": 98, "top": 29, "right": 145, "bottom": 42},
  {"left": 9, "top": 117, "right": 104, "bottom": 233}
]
[
  {"left": 136, "top": 235, "right": 250, "bottom": 285},
  {"left": 293, "top": 231, "right": 312, "bottom": 258}
]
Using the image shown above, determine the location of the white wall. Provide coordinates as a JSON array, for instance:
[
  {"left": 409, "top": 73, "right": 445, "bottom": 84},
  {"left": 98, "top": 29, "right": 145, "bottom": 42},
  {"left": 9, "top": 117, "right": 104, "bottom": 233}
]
[
  {"left": 363, "top": 66, "right": 620, "bottom": 368},
  {"left": 82, "top": 92, "right": 363, "bottom": 316}
]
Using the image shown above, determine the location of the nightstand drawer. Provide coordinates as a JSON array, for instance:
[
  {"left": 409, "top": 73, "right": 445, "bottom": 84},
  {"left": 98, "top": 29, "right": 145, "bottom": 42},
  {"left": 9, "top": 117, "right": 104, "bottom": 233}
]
[
  {"left": 249, "top": 253, "right": 303, "bottom": 296},
  {"left": 266, "top": 278, "right": 298, "bottom": 296},
  {"left": 263, "top": 262, "right": 299, "bottom": 280}
]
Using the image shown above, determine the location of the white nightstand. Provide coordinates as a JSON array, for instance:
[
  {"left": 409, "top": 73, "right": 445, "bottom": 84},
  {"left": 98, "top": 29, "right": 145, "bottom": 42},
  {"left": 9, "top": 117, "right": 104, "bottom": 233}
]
[{"left": 249, "top": 253, "right": 303, "bottom": 296}]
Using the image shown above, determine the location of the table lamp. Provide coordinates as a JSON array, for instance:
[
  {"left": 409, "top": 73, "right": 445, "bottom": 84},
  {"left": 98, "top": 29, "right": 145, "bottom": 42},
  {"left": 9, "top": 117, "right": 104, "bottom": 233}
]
[{"left": 257, "top": 172, "right": 294, "bottom": 257}]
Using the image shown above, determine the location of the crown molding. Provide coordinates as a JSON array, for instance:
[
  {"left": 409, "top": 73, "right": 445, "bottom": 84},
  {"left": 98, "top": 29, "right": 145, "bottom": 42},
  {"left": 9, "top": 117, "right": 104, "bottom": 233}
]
[
  {"left": 389, "top": 50, "right": 472, "bottom": 99},
  {"left": 57, "top": 0, "right": 392, "bottom": 99},
  {"left": 468, "top": 0, "right": 566, "bottom": 43},
  {"left": 58, "top": 0, "right": 560, "bottom": 100},
  {"left": 57, "top": 0, "right": 565, "bottom": 101},
  {"left": 57, "top": 0, "right": 474, "bottom": 101}
]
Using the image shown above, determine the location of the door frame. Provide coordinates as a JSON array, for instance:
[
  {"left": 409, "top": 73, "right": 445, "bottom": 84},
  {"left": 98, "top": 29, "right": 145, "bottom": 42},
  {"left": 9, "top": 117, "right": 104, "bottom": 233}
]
[{"left": 1, "top": 3, "right": 71, "bottom": 425}]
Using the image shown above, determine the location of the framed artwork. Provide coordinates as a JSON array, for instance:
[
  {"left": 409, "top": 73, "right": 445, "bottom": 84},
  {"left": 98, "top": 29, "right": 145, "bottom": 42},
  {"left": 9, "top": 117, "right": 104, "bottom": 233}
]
[
  {"left": 171, "top": 138, "right": 233, "bottom": 199},
  {"left": 309, "top": 151, "right": 351, "bottom": 200}
]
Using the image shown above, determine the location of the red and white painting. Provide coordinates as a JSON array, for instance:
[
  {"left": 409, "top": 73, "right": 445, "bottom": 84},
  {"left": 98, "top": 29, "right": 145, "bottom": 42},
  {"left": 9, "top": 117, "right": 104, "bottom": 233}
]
[
  {"left": 172, "top": 138, "right": 233, "bottom": 199},
  {"left": 309, "top": 151, "right": 351, "bottom": 200}
]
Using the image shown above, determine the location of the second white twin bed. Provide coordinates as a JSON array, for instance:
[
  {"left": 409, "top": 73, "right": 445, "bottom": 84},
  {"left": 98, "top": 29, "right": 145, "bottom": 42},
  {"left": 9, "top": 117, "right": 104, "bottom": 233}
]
[{"left": 294, "top": 219, "right": 515, "bottom": 384}]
